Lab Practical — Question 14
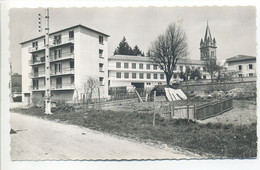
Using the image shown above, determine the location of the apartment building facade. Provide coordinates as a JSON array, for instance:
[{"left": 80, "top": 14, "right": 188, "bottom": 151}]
[
  {"left": 108, "top": 55, "right": 209, "bottom": 90},
  {"left": 225, "top": 55, "right": 256, "bottom": 77},
  {"left": 21, "top": 25, "right": 109, "bottom": 104}
]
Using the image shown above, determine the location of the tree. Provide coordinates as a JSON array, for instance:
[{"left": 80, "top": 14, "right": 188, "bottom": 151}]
[
  {"left": 146, "top": 50, "right": 151, "bottom": 57},
  {"left": 132, "top": 45, "right": 144, "bottom": 56},
  {"left": 190, "top": 68, "right": 202, "bottom": 80},
  {"left": 81, "top": 76, "right": 99, "bottom": 105},
  {"left": 205, "top": 58, "right": 222, "bottom": 82},
  {"left": 114, "top": 37, "right": 133, "bottom": 55},
  {"left": 149, "top": 23, "right": 188, "bottom": 85}
]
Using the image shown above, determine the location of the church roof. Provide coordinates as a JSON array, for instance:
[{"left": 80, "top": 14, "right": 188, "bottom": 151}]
[{"left": 226, "top": 55, "right": 256, "bottom": 62}]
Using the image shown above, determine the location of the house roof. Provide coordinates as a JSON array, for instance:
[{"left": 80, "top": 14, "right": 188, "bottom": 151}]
[
  {"left": 20, "top": 24, "right": 110, "bottom": 45},
  {"left": 109, "top": 55, "right": 205, "bottom": 65},
  {"left": 226, "top": 55, "right": 256, "bottom": 62}
]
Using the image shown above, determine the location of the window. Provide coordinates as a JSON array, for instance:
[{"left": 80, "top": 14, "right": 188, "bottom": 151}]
[
  {"left": 70, "top": 61, "right": 74, "bottom": 69},
  {"left": 173, "top": 66, "right": 177, "bottom": 71},
  {"left": 139, "top": 63, "right": 143, "bottom": 69},
  {"left": 249, "top": 64, "right": 253, "bottom": 69},
  {"left": 116, "top": 72, "right": 121, "bottom": 78},
  {"left": 203, "top": 67, "right": 206, "bottom": 72},
  {"left": 192, "top": 66, "right": 195, "bottom": 70},
  {"left": 32, "top": 41, "right": 38, "bottom": 49},
  {"left": 99, "top": 49, "right": 104, "bottom": 58},
  {"left": 174, "top": 74, "right": 177, "bottom": 79},
  {"left": 139, "top": 73, "right": 144, "bottom": 79},
  {"left": 147, "top": 73, "right": 151, "bottom": 79},
  {"left": 198, "top": 67, "right": 201, "bottom": 71},
  {"left": 132, "top": 63, "right": 136, "bottom": 69},
  {"left": 249, "top": 73, "right": 254, "bottom": 77},
  {"left": 211, "top": 51, "right": 214, "bottom": 57},
  {"left": 69, "top": 30, "right": 74, "bottom": 39},
  {"left": 146, "top": 82, "right": 151, "bottom": 85},
  {"left": 146, "top": 64, "right": 150, "bottom": 70},
  {"left": 53, "top": 34, "right": 61, "bottom": 45},
  {"left": 33, "top": 79, "right": 39, "bottom": 89},
  {"left": 54, "top": 49, "right": 62, "bottom": 59},
  {"left": 132, "top": 73, "right": 136, "bottom": 79},
  {"left": 116, "top": 62, "right": 121, "bottom": 68},
  {"left": 99, "top": 77, "right": 104, "bottom": 86},
  {"left": 124, "top": 63, "right": 129, "bottom": 69},
  {"left": 99, "top": 63, "right": 104, "bottom": 72},
  {"left": 153, "top": 65, "right": 157, "bottom": 70},
  {"left": 34, "top": 67, "right": 39, "bottom": 77},
  {"left": 70, "top": 46, "right": 74, "bottom": 53},
  {"left": 180, "top": 66, "right": 183, "bottom": 72},
  {"left": 70, "top": 76, "right": 74, "bottom": 84},
  {"left": 203, "top": 75, "right": 206, "bottom": 79},
  {"left": 239, "top": 74, "right": 243, "bottom": 77},
  {"left": 154, "top": 73, "right": 157, "bottom": 79},
  {"left": 99, "top": 36, "right": 104, "bottom": 44},
  {"left": 238, "top": 65, "right": 242, "bottom": 71},
  {"left": 43, "top": 39, "right": 46, "bottom": 46},
  {"left": 54, "top": 63, "right": 62, "bottom": 74},
  {"left": 160, "top": 74, "right": 164, "bottom": 79},
  {"left": 124, "top": 72, "right": 129, "bottom": 79}
]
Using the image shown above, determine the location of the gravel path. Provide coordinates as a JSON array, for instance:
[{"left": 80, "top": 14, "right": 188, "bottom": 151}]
[{"left": 10, "top": 112, "right": 202, "bottom": 160}]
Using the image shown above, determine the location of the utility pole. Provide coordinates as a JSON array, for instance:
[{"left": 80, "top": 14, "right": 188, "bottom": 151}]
[{"left": 45, "top": 8, "right": 52, "bottom": 114}]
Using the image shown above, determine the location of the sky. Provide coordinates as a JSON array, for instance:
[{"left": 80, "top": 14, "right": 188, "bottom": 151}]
[{"left": 9, "top": 6, "right": 256, "bottom": 74}]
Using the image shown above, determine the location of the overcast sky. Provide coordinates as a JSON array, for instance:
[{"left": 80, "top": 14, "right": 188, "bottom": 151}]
[{"left": 10, "top": 6, "right": 256, "bottom": 73}]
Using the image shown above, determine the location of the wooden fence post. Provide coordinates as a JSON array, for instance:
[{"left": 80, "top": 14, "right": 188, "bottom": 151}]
[{"left": 153, "top": 91, "right": 156, "bottom": 126}]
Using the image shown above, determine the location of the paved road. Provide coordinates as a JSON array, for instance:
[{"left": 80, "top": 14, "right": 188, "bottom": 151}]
[{"left": 10, "top": 112, "right": 202, "bottom": 160}]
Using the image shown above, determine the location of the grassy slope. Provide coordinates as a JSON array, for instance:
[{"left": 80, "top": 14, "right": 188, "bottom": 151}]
[{"left": 11, "top": 107, "right": 257, "bottom": 159}]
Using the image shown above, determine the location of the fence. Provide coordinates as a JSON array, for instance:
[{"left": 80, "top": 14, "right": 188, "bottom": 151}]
[
  {"left": 194, "top": 97, "right": 233, "bottom": 120},
  {"left": 156, "top": 97, "right": 233, "bottom": 120}
]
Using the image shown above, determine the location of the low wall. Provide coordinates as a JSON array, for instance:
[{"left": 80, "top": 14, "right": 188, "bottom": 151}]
[{"left": 180, "top": 81, "right": 256, "bottom": 93}]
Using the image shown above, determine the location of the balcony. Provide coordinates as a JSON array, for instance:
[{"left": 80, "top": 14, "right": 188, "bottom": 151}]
[
  {"left": 50, "top": 68, "right": 74, "bottom": 76},
  {"left": 50, "top": 36, "right": 74, "bottom": 48},
  {"left": 30, "top": 85, "right": 45, "bottom": 91},
  {"left": 50, "top": 52, "right": 74, "bottom": 62},
  {"left": 28, "top": 71, "right": 45, "bottom": 79},
  {"left": 51, "top": 83, "right": 75, "bottom": 90},
  {"left": 28, "top": 57, "right": 45, "bottom": 66},
  {"left": 28, "top": 43, "right": 45, "bottom": 53}
]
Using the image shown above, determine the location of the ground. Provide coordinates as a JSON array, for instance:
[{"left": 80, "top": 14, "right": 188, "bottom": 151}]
[{"left": 10, "top": 111, "right": 203, "bottom": 160}]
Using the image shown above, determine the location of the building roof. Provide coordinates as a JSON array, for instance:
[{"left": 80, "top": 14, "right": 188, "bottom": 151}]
[
  {"left": 204, "top": 21, "right": 212, "bottom": 42},
  {"left": 109, "top": 55, "right": 205, "bottom": 65},
  {"left": 20, "top": 24, "right": 110, "bottom": 45},
  {"left": 226, "top": 55, "right": 256, "bottom": 62}
]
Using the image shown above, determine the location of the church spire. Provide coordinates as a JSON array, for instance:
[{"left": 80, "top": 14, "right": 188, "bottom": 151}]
[{"left": 204, "top": 21, "right": 212, "bottom": 42}]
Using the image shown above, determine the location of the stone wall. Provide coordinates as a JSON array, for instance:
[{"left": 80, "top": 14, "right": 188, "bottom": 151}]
[{"left": 180, "top": 81, "right": 256, "bottom": 93}]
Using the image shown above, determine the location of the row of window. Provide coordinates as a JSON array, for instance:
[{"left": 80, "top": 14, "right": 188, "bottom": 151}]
[
  {"left": 115, "top": 62, "right": 207, "bottom": 72},
  {"left": 31, "top": 30, "right": 104, "bottom": 48},
  {"left": 116, "top": 62, "right": 158, "bottom": 70},
  {"left": 238, "top": 64, "right": 253, "bottom": 71},
  {"left": 116, "top": 72, "right": 165, "bottom": 80}
]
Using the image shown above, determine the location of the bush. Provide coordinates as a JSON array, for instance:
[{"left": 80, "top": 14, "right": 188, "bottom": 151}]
[{"left": 13, "top": 96, "right": 22, "bottom": 102}]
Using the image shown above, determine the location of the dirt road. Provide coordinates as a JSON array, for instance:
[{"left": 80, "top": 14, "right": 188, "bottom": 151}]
[{"left": 10, "top": 112, "right": 202, "bottom": 160}]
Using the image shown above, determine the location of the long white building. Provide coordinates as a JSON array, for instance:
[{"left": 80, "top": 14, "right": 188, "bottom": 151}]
[
  {"left": 21, "top": 24, "right": 109, "bottom": 104},
  {"left": 108, "top": 55, "right": 209, "bottom": 90}
]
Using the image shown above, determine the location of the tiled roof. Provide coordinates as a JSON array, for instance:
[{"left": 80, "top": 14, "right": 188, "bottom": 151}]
[
  {"left": 20, "top": 24, "right": 109, "bottom": 44},
  {"left": 226, "top": 55, "right": 256, "bottom": 62},
  {"left": 109, "top": 55, "right": 205, "bottom": 65}
]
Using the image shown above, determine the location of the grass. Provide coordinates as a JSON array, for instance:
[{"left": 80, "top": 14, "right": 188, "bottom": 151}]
[{"left": 11, "top": 106, "right": 257, "bottom": 159}]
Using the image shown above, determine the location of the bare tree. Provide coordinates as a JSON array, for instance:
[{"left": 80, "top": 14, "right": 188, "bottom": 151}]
[
  {"left": 149, "top": 23, "right": 188, "bottom": 85},
  {"left": 82, "top": 76, "right": 99, "bottom": 104},
  {"left": 205, "top": 58, "right": 222, "bottom": 82}
]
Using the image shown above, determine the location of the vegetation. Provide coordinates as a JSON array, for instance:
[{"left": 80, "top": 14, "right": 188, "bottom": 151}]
[
  {"left": 12, "top": 107, "right": 257, "bottom": 159},
  {"left": 114, "top": 37, "right": 144, "bottom": 56},
  {"left": 149, "top": 23, "right": 188, "bottom": 85},
  {"left": 205, "top": 58, "right": 222, "bottom": 82}
]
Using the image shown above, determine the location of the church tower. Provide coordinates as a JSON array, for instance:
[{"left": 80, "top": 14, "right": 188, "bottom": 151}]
[{"left": 200, "top": 22, "right": 217, "bottom": 60}]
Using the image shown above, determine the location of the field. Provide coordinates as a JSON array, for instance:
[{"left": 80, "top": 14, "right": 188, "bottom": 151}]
[{"left": 11, "top": 98, "right": 257, "bottom": 159}]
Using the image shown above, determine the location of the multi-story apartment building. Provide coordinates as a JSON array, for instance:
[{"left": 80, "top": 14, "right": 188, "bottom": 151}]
[
  {"left": 108, "top": 55, "right": 209, "bottom": 90},
  {"left": 225, "top": 55, "right": 256, "bottom": 77},
  {"left": 21, "top": 24, "right": 109, "bottom": 104}
]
